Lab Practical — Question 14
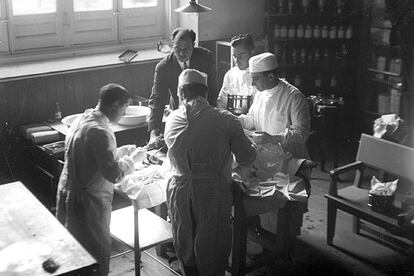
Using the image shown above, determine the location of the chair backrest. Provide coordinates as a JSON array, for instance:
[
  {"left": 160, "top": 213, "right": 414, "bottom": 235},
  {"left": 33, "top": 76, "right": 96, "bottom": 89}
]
[{"left": 356, "top": 133, "right": 414, "bottom": 182}]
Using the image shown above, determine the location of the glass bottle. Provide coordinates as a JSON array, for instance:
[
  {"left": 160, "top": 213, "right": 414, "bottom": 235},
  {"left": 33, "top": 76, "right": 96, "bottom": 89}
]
[
  {"left": 346, "top": 25, "right": 353, "bottom": 39},
  {"left": 287, "top": 0, "right": 294, "bottom": 14},
  {"left": 313, "top": 48, "right": 320, "bottom": 63},
  {"left": 302, "top": 0, "right": 310, "bottom": 13},
  {"left": 329, "top": 25, "right": 337, "bottom": 39},
  {"left": 288, "top": 25, "right": 296, "bottom": 38},
  {"left": 313, "top": 25, "right": 321, "bottom": 39},
  {"left": 294, "top": 74, "right": 302, "bottom": 87},
  {"left": 337, "top": 25, "right": 345, "bottom": 39},
  {"left": 297, "top": 24, "right": 304, "bottom": 38},
  {"left": 315, "top": 73, "right": 322, "bottom": 88},
  {"left": 318, "top": 0, "right": 325, "bottom": 13},
  {"left": 321, "top": 25, "right": 329, "bottom": 39},
  {"left": 300, "top": 48, "right": 307, "bottom": 64},
  {"left": 280, "top": 25, "right": 288, "bottom": 38},
  {"left": 291, "top": 48, "right": 298, "bottom": 64},
  {"left": 274, "top": 24, "right": 281, "bottom": 38},
  {"left": 55, "top": 102, "right": 62, "bottom": 121},
  {"left": 305, "top": 24, "right": 313, "bottom": 39}
]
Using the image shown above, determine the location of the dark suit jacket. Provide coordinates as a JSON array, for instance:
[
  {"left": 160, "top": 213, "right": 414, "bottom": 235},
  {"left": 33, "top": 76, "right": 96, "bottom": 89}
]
[{"left": 148, "top": 47, "right": 217, "bottom": 132}]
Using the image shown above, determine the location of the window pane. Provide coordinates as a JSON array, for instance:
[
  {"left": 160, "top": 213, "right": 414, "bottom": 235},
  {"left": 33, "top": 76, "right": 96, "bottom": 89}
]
[
  {"left": 122, "top": 0, "right": 157, "bottom": 8},
  {"left": 12, "top": 0, "right": 56, "bottom": 15},
  {"left": 74, "top": 0, "right": 112, "bottom": 12}
]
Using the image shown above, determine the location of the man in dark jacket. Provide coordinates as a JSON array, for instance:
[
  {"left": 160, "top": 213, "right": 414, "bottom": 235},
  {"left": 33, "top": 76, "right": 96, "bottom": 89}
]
[{"left": 147, "top": 28, "right": 217, "bottom": 146}]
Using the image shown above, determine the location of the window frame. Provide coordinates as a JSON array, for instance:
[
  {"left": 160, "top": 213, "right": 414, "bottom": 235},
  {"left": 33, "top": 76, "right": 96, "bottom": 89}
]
[{"left": 0, "top": 0, "right": 176, "bottom": 61}]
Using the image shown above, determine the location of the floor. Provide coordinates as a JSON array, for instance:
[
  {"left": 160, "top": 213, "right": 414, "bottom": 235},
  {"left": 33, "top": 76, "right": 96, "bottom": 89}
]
[{"left": 1, "top": 138, "right": 413, "bottom": 276}]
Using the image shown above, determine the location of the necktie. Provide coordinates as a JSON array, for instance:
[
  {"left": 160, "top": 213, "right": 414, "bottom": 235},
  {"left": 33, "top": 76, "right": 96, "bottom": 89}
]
[{"left": 183, "top": 61, "right": 189, "bottom": 70}]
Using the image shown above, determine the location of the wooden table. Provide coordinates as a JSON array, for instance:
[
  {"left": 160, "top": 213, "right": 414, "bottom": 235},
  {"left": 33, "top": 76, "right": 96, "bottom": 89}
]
[{"left": 0, "top": 181, "right": 97, "bottom": 275}]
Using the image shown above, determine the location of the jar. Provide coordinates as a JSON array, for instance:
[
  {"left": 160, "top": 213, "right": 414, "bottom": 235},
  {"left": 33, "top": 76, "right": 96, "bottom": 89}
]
[{"left": 280, "top": 25, "right": 288, "bottom": 38}]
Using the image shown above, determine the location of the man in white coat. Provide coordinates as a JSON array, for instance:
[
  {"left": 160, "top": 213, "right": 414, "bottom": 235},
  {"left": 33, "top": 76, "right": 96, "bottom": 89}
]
[
  {"left": 216, "top": 34, "right": 257, "bottom": 111},
  {"left": 238, "top": 52, "right": 311, "bottom": 159},
  {"left": 56, "top": 83, "right": 144, "bottom": 276}
]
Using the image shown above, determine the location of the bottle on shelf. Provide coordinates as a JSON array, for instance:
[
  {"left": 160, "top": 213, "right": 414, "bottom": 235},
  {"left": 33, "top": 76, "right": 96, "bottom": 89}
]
[
  {"left": 287, "top": 0, "right": 294, "bottom": 14},
  {"left": 288, "top": 25, "right": 296, "bottom": 38},
  {"left": 313, "top": 48, "right": 320, "bottom": 64},
  {"left": 302, "top": 0, "right": 310, "bottom": 13},
  {"left": 322, "top": 49, "right": 330, "bottom": 65},
  {"left": 297, "top": 24, "right": 304, "bottom": 38},
  {"left": 300, "top": 48, "right": 307, "bottom": 64},
  {"left": 278, "top": 0, "right": 286, "bottom": 14},
  {"left": 345, "top": 25, "right": 353, "bottom": 39},
  {"left": 313, "top": 25, "right": 321, "bottom": 39},
  {"left": 291, "top": 48, "right": 298, "bottom": 64},
  {"left": 329, "top": 25, "right": 337, "bottom": 39},
  {"left": 330, "top": 74, "right": 337, "bottom": 88},
  {"left": 305, "top": 24, "right": 313, "bottom": 39},
  {"left": 337, "top": 25, "right": 345, "bottom": 39},
  {"left": 280, "top": 25, "right": 288, "bottom": 38},
  {"left": 321, "top": 25, "right": 329, "bottom": 39},
  {"left": 317, "top": 0, "right": 326, "bottom": 13},
  {"left": 294, "top": 74, "right": 302, "bottom": 87},
  {"left": 55, "top": 102, "right": 62, "bottom": 121},
  {"left": 335, "top": 0, "right": 344, "bottom": 15},
  {"left": 315, "top": 73, "right": 322, "bottom": 89},
  {"left": 274, "top": 24, "right": 281, "bottom": 38}
]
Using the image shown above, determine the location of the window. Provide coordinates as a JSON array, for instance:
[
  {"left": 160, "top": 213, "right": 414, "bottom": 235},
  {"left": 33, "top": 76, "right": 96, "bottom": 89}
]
[
  {"left": 1, "top": 0, "right": 166, "bottom": 55},
  {"left": 12, "top": 0, "right": 56, "bottom": 15},
  {"left": 0, "top": 1, "right": 9, "bottom": 52}
]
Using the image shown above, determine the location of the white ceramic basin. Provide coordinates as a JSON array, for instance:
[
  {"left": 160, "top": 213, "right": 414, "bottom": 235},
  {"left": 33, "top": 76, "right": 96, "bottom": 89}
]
[
  {"left": 61, "top": 113, "right": 82, "bottom": 127},
  {"left": 119, "top": 105, "right": 150, "bottom": 126}
]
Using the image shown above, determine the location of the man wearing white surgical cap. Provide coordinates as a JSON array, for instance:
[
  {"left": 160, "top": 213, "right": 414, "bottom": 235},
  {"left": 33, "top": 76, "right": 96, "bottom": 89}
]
[
  {"left": 164, "top": 69, "right": 256, "bottom": 275},
  {"left": 239, "top": 52, "right": 311, "bottom": 160},
  {"left": 238, "top": 52, "right": 312, "bottom": 258}
]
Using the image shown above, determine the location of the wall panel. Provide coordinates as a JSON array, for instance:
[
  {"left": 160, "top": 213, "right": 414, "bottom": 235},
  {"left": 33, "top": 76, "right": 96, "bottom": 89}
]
[{"left": 0, "top": 61, "right": 157, "bottom": 135}]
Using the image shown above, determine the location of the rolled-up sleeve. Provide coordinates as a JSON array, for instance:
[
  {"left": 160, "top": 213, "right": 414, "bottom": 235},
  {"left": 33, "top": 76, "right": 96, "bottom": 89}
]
[
  {"left": 281, "top": 93, "right": 310, "bottom": 144},
  {"left": 217, "top": 71, "right": 230, "bottom": 110},
  {"left": 89, "top": 128, "right": 134, "bottom": 183},
  {"left": 148, "top": 61, "right": 169, "bottom": 132}
]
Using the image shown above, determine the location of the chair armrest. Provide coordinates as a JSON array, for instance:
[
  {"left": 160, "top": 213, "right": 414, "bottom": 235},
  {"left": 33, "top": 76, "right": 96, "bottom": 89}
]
[{"left": 328, "top": 161, "right": 364, "bottom": 196}]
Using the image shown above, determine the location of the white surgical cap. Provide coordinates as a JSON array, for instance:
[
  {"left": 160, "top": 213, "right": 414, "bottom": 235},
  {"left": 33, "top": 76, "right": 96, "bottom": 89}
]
[
  {"left": 178, "top": 69, "right": 208, "bottom": 87},
  {"left": 249, "top": 52, "right": 279, "bottom": 73}
]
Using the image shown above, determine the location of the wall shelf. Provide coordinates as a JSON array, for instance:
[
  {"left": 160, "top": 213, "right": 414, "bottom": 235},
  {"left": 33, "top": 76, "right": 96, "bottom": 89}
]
[{"left": 368, "top": 68, "right": 401, "bottom": 77}]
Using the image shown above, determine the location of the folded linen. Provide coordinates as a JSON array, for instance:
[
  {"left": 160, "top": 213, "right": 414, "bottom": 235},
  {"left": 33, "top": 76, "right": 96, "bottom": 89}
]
[
  {"left": 30, "top": 130, "right": 60, "bottom": 144},
  {"left": 21, "top": 124, "right": 53, "bottom": 139}
]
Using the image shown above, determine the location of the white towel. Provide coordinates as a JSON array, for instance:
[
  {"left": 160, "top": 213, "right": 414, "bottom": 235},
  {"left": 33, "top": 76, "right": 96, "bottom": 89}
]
[{"left": 30, "top": 130, "right": 60, "bottom": 144}]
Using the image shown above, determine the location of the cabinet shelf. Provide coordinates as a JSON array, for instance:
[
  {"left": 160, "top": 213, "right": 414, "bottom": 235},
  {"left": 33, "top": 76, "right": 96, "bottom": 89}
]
[
  {"left": 370, "top": 24, "right": 392, "bottom": 30},
  {"left": 368, "top": 68, "right": 401, "bottom": 77},
  {"left": 265, "top": 12, "right": 351, "bottom": 20},
  {"left": 270, "top": 38, "right": 351, "bottom": 43}
]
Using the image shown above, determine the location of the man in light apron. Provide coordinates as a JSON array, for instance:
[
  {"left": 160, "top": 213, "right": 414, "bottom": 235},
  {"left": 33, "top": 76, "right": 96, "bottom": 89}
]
[{"left": 164, "top": 69, "right": 256, "bottom": 275}]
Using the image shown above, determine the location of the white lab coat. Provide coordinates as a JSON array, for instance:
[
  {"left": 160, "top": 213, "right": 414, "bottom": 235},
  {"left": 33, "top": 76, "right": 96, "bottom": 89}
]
[
  {"left": 217, "top": 66, "right": 257, "bottom": 110},
  {"left": 239, "top": 79, "right": 310, "bottom": 159},
  {"left": 56, "top": 109, "right": 134, "bottom": 276}
]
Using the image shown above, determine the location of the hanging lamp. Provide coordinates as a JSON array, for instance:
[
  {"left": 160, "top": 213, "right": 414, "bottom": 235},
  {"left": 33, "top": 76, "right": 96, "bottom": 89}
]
[{"left": 174, "top": 0, "right": 212, "bottom": 13}]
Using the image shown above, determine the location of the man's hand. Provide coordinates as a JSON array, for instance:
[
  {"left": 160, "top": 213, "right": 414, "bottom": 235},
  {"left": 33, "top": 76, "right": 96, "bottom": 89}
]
[
  {"left": 131, "top": 147, "right": 146, "bottom": 163},
  {"left": 117, "top": 144, "right": 136, "bottom": 157},
  {"left": 147, "top": 129, "right": 164, "bottom": 150}
]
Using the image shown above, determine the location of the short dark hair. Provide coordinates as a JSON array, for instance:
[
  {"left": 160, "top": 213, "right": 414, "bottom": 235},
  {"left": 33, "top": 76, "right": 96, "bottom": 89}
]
[
  {"left": 180, "top": 83, "right": 208, "bottom": 101},
  {"left": 98, "top": 83, "right": 131, "bottom": 107},
  {"left": 172, "top": 28, "right": 196, "bottom": 43},
  {"left": 230, "top": 34, "right": 255, "bottom": 51}
]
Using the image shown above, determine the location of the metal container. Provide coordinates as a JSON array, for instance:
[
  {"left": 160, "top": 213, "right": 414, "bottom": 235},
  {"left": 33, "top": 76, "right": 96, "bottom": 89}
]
[{"left": 227, "top": 95, "right": 252, "bottom": 115}]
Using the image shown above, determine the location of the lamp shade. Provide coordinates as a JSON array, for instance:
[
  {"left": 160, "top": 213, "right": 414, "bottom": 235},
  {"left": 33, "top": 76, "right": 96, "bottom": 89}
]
[{"left": 174, "top": 0, "right": 212, "bottom": 13}]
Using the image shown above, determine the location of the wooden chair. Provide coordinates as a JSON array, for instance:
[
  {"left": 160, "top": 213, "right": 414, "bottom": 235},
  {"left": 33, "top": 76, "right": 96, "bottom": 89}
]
[
  {"left": 325, "top": 133, "right": 414, "bottom": 253},
  {"left": 110, "top": 205, "right": 173, "bottom": 276}
]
